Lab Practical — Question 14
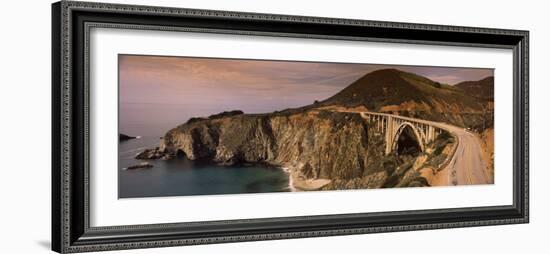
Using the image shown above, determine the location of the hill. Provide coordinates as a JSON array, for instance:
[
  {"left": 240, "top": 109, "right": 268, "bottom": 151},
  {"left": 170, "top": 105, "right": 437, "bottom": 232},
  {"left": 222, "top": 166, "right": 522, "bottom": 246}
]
[
  {"left": 318, "top": 68, "right": 491, "bottom": 129},
  {"left": 455, "top": 76, "right": 494, "bottom": 100}
]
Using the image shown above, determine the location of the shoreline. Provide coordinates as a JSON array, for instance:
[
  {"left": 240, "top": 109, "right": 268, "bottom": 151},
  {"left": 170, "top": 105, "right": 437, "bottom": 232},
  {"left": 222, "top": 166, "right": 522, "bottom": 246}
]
[
  {"left": 282, "top": 166, "right": 332, "bottom": 191},
  {"left": 129, "top": 134, "right": 331, "bottom": 192}
]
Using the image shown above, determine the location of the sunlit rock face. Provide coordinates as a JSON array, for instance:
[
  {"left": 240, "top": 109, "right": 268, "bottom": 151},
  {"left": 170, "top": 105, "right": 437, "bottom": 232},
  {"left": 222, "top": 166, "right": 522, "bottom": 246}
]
[{"left": 159, "top": 110, "right": 371, "bottom": 180}]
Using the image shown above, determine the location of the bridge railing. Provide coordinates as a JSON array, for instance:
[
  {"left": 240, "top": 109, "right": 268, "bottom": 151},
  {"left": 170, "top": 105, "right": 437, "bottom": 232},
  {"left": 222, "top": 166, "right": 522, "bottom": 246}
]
[{"left": 361, "top": 112, "right": 445, "bottom": 134}]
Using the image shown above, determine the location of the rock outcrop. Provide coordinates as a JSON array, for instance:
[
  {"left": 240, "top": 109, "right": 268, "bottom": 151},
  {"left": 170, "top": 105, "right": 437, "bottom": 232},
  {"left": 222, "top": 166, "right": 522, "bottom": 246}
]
[
  {"left": 119, "top": 133, "right": 136, "bottom": 142},
  {"left": 135, "top": 147, "right": 172, "bottom": 160},
  {"left": 124, "top": 162, "right": 153, "bottom": 170},
  {"left": 156, "top": 110, "right": 371, "bottom": 180}
]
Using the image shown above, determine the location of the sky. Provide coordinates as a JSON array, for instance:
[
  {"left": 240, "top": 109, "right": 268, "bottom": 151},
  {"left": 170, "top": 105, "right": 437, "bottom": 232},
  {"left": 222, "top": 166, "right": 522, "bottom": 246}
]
[{"left": 119, "top": 54, "right": 493, "bottom": 136}]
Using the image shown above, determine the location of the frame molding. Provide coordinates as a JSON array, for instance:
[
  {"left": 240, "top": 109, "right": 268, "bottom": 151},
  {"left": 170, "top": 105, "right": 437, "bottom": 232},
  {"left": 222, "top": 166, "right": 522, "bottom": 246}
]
[{"left": 52, "top": 1, "right": 529, "bottom": 253}]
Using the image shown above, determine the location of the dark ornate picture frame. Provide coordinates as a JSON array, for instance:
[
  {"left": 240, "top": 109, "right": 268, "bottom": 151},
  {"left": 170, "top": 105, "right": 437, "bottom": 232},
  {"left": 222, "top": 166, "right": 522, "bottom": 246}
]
[{"left": 51, "top": 1, "right": 529, "bottom": 253}]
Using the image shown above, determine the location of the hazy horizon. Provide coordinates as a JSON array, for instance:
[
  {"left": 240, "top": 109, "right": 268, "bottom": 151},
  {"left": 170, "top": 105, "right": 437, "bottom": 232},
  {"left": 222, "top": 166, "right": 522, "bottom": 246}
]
[{"left": 119, "top": 55, "right": 493, "bottom": 137}]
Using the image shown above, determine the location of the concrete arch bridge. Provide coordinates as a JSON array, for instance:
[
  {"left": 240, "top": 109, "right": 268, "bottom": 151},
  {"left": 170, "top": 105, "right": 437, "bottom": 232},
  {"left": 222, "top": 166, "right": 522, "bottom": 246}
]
[{"left": 360, "top": 112, "right": 445, "bottom": 155}]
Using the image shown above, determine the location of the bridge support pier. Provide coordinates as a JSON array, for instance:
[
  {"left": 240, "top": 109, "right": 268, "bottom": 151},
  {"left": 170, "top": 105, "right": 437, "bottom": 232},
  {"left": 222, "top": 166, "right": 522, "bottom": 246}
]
[
  {"left": 427, "top": 125, "right": 435, "bottom": 144},
  {"left": 384, "top": 115, "right": 394, "bottom": 155}
]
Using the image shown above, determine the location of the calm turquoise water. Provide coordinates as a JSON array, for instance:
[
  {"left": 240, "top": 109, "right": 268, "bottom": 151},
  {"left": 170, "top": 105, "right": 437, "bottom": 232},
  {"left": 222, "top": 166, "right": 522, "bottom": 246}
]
[{"left": 118, "top": 136, "right": 290, "bottom": 198}]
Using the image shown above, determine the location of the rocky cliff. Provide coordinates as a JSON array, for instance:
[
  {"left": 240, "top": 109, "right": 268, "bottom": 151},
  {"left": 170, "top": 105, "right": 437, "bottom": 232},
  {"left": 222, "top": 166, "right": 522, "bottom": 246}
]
[{"left": 155, "top": 110, "right": 370, "bottom": 180}]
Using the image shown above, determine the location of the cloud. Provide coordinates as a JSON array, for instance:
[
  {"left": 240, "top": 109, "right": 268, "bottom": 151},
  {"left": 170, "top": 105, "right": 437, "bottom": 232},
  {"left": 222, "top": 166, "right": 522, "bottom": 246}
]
[{"left": 119, "top": 54, "right": 493, "bottom": 110}]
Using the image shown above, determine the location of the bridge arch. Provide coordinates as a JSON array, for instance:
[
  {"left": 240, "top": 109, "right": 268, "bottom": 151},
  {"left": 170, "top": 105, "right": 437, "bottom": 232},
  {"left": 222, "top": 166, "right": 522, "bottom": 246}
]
[
  {"left": 390, "top": 122, "right": 424, "bottom": 156},
  {"left": 361, "top": 112, "right": 439, "bottom": 155}
]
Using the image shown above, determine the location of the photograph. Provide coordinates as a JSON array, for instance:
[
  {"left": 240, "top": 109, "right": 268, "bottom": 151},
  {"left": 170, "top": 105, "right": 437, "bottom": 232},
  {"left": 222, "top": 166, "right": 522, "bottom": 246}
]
[
  {"left": 118, "top": 55, "right": 495, "bottom": 198},
  {"left": 46, "top": 1, "right": 532, "bottom": 252}
]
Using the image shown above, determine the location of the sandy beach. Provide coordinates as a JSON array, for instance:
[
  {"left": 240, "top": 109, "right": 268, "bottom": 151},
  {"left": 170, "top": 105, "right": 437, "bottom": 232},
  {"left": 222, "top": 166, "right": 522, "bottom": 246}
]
[{"left": 284, "top": 167, "right": 332, "bottom": 191}]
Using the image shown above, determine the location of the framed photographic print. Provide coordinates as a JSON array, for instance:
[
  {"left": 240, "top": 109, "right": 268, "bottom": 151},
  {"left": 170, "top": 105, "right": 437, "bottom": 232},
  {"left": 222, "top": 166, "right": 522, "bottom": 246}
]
[{"left": 51, "top": 1, "right": 529, "bottom": 253}]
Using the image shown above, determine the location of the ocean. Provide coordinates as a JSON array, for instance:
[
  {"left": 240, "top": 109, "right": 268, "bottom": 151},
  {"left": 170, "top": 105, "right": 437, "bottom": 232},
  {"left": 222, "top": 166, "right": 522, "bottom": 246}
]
[{"left": 118, "top": 103, "right": 290, "bottom": 198}]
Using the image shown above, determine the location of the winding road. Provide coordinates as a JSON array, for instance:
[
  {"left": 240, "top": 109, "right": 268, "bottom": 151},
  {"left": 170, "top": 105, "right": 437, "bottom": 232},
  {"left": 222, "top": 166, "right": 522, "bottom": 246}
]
[{"left": 430, "top": 123, "right": 492, "bottom": 185}]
